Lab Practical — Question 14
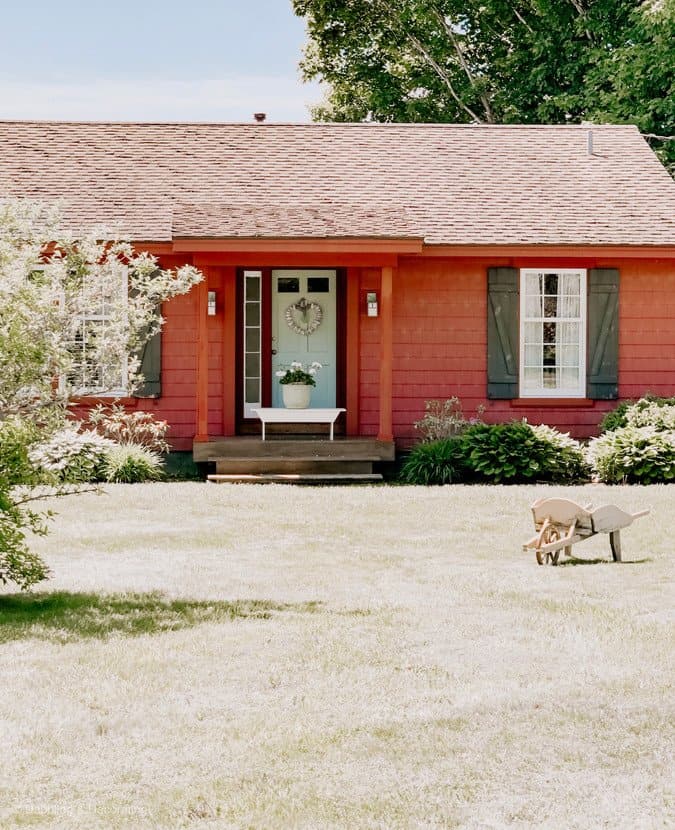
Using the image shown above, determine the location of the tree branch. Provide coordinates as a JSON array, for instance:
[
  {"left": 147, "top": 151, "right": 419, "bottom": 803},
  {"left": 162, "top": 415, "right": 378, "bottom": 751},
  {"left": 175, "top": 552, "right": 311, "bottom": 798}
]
[
  {"left": 431, "top": 8, "right": 494, "bottom": 122},
  {"left": 368, "top": 0, "right": 484, "bottom": 123},
  {"left": 405, "top": 31, "right": 484, "bottom": 123}
]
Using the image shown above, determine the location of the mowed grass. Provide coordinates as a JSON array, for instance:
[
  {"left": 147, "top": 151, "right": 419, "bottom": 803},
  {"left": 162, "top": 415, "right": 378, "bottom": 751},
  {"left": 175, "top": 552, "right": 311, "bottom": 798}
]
[{"left": 1, "top": 483, "right": 673, "bottom": 829}]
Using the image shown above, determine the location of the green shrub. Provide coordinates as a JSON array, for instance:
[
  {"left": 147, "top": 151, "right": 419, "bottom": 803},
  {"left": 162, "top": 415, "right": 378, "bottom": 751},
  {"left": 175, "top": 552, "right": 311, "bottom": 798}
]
[
  {"left": 0, "top": 417, "right": 44, "bottom": 485},
  {"left": 599, "top": 401, "right": 632, "bottom": 434},
  {"left": 599, "top": 395, "right": 675, "bottom": 433},
  {"left": 399, "top": 438, "right": 468, "bottom": 485},
  {"left": 625, "top": 399, "right": 675, "bottom": 430},
  {"left": 29, "top": 427, "right": 114, "bottom": 483},
  {"left": 463, "top": 421, "right": 588, "bottom": 484},
  {"left": 400, "top": 422, "right": 588, "bottom": 485},
  {"left": 587, "top": 425, "right": 675, "bottom": 483},
  {"left": 531, "top": 424, "right": 590, "bottom": 483},
  {"left": 102, "top": 444, "right": 164, "bottom": 483}
]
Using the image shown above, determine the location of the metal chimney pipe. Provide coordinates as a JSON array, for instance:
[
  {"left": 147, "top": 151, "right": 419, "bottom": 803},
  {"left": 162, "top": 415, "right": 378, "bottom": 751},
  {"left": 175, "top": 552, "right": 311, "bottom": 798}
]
[{"left": 254, "top": 112, "right": 267, "bottom": 123}]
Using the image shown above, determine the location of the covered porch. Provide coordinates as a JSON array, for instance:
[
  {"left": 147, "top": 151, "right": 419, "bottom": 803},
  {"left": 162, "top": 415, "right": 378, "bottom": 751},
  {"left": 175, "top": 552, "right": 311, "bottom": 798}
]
[{"left": 180, "top": 237, "right": 421, "bottom": 471}]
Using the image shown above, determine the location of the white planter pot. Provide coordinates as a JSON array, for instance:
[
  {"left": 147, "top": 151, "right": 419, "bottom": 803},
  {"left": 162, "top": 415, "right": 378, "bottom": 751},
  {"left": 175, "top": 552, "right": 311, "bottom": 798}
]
[{"left": 282, "top": 383, "right": 312, "bottom": 409}]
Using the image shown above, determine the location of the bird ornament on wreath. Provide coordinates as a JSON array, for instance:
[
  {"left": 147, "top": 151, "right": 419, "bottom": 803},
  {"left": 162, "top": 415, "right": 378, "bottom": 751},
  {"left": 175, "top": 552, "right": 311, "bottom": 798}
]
[{"left": 285, "top": 296, "right": 323, "bottom": 337}]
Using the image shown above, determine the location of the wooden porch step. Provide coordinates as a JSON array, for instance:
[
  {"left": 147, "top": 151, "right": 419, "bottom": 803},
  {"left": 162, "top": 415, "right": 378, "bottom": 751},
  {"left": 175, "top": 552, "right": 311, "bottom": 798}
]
[
  {"left": 207, "top": 473, "right": 383, "bottom": 484},
  {"left": 214, "top": 459, "right": 375, "bottom": 475},
  {"left": 194, "top": 437, "right": 395, "bottom": 463}
]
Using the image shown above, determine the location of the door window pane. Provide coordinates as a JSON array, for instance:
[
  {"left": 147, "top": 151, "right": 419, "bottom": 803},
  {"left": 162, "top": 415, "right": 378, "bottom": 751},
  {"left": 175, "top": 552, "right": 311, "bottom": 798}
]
[
  {"left": 307, "top": 277, "right": 330, "bottom": 292},
  {"left": 277, "top": 277, "right": 299, "bottom": 293}
]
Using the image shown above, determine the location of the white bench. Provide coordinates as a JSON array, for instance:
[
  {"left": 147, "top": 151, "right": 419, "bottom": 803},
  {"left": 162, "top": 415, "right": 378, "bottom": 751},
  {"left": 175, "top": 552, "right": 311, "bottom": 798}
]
[{"left": 251, "top": 408, "right": 345, "bottom": 440}]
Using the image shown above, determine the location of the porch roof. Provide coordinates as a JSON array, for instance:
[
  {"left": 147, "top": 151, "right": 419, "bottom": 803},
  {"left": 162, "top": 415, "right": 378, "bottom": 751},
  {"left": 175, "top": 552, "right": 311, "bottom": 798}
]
[{"left": 0, "top": 121, "right": 674, "bottom": 247}]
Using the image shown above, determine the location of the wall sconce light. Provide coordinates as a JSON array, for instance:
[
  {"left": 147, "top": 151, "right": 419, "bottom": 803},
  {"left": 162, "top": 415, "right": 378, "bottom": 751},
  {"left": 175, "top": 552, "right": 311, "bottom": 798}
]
[
  {"left": 366, "top": 291, "right": 378, "bottom": 317},
  {"left": 207, "top": 290, "right": 217, "bottom": 316}
]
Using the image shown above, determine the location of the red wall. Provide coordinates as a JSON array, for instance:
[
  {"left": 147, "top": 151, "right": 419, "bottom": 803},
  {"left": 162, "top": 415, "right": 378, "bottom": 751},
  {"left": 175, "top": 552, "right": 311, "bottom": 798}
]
[
  {"left": 358, "top": 257, "right": 675, "bottom": 444},
  {"left": 73, "top": 255, "right": 675, "bottom": 450}
]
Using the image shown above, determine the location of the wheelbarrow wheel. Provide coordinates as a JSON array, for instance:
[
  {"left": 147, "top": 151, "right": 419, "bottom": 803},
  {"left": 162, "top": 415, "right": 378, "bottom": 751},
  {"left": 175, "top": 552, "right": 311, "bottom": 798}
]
[{"left": 535, "top": 525, "right": 562, "bottom": 566}]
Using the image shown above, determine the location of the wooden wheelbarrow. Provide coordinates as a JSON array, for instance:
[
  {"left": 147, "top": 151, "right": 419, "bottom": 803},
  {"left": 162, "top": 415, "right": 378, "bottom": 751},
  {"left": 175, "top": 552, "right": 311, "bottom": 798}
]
[{"left": 523, "top": 497, "right": 650, "bottom": 565}]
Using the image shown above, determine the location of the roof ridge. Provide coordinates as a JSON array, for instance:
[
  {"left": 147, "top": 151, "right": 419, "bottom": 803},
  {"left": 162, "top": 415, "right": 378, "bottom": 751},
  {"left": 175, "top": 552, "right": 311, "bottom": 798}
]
[{"left": 0, "top": 119, "right": 641, "bottom": 131}]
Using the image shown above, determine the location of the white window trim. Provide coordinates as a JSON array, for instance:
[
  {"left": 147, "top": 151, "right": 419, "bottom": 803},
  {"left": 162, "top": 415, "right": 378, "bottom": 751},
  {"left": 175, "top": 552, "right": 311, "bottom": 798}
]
[
  {"left": 519, "top": 268, "right": 587, "bottom": 398},
  {"left": 61, "top": 268, "right": 129, "bottom": 398}
]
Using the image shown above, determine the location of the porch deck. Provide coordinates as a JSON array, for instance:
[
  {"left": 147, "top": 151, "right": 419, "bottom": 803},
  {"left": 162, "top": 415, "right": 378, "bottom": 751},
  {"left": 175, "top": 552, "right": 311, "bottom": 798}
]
[{"left": 193, "top": 436, "right": 396, "bottom": 482}]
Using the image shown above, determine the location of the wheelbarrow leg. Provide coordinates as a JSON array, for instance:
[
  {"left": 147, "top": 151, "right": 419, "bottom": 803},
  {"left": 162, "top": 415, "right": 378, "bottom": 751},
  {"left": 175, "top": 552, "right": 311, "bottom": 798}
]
[{"left": 609, "top": 530, "right": 622, "bottom": 562}]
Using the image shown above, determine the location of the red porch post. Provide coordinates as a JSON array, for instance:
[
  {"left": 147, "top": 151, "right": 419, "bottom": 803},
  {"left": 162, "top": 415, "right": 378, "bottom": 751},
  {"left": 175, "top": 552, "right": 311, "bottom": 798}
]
[
  {"left": 378, "top": 265, "right": 394, "bottom": 442},
  {"left": 195, "top": 276, "right": 209, "bottom": 442},
  {"left": 346, "top": 267, "right": 361, "bottom": 436}
]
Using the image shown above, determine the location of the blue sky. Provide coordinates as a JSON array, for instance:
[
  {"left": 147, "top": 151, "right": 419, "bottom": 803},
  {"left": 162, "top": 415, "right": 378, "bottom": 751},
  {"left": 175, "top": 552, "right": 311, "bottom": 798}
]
[{"left": 0, "top": 1, "right": 320, "bottom": 121}]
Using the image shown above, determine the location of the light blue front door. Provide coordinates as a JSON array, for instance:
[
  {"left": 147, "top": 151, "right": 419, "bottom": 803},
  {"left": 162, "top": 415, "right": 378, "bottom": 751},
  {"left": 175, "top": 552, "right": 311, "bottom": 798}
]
[{"left": 271, "top": 269, "right": 337, "bottom": 408}]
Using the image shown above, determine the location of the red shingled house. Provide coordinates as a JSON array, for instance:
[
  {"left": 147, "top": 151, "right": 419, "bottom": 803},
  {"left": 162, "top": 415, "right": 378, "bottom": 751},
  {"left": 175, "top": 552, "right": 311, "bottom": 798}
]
[{"left": 1, "top": 121, "right": 674, "bottom": 477}]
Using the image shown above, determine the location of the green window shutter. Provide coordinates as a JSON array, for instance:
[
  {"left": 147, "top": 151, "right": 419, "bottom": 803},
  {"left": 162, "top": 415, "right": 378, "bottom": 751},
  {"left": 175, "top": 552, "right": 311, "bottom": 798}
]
[
  {"left": 487, "top": 267, "right": 519, "bottom": 399},
  {"left": 134, "top": 313, "right": 162, "bottom": 398},
  {"left": 587, "top": 269, "right": 619, "bottom": 400}
]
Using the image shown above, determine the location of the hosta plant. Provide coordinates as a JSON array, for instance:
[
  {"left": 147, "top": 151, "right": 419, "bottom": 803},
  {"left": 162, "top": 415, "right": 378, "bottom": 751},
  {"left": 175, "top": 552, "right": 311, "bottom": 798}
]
[
  {"left": 588, "top": 425, "right": 675, "bottom": 484},
  {"left": 29, "top": 427, "right": 115, "bottom": 484}
]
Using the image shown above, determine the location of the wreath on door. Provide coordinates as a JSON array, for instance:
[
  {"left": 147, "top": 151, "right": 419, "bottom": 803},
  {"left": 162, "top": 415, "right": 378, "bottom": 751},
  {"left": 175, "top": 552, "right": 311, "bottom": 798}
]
[{"left": 285, "top": 297, "right": 323, "bottom": 337}]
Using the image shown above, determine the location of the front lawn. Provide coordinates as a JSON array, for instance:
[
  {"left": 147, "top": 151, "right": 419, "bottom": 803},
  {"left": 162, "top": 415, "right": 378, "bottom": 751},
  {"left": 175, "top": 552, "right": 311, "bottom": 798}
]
[{"left": 1, "top": 483, "right": 672, "bottom": 828}]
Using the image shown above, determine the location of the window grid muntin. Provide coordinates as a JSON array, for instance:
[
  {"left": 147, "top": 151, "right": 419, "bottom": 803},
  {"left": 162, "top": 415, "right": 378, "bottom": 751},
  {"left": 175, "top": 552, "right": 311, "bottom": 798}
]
[
  {"left": 519, "top": 269, "right": 586, "bottom": 398},
  {"left": 65, "top": 270, "right": 128, "bottom": 396}
]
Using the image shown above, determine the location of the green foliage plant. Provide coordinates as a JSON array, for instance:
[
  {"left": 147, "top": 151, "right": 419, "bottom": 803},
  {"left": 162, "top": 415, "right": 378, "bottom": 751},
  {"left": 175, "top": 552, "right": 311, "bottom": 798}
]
[
  {"left": 29, "top": 427, "right": 114, "bottom": 484},
  {"left": 400, "top": 438, "right": 468, "bottom": 485},
  {"left": 102, "top": 445, "right": 164, "bottom": 483},
  {"left": 589, "top": 396, "right": 675, "bottom": 483},
  {"left": 464, "top": 421, "right": 587, "bottom": 484},
  {"left": 0, "top": 417, "right": 44, "bottom": 486},
  {"left": 530, "top": 424, "right": 590, "bottom": 483},
  {"left": 588, "top": 425, "right": 675, "bottom": 484},
  {"left": 599, "top": 395, "right": 675, "bottom": 433}
]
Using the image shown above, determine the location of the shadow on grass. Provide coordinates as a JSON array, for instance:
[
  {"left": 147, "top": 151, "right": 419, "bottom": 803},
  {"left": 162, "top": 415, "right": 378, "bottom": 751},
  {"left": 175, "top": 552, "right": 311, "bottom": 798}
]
[
  {"left": 559, "top": 557, "right": 653, "bottom": 567},
  {"left": 0, "top": 592, "right": 323, "bottom": 644}
]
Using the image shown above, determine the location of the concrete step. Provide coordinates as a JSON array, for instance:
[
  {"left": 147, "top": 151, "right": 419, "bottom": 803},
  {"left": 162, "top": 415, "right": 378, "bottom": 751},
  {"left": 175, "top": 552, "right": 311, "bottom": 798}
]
[{"left": 207, "top": 473, "right": 383, "bottom": 485}]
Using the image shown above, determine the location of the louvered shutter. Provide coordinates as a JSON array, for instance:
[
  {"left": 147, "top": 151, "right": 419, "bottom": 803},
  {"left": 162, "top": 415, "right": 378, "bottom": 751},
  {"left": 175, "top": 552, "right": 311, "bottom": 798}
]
[
  {"left": 487, "top": 267, "right": 519, "bottom": 399},
  {"left": 587, "top": 269, "right": 619, "bottom": 400}
]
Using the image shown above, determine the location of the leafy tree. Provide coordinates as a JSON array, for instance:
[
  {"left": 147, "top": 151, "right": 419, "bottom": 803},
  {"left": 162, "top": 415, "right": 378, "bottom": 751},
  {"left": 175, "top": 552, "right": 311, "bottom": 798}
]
[
  {"left": 294, "top": 0, "right": 674, "bottom": 171},
  {"left": 0, "top": 200, "right": 203, "bottom": 589}
]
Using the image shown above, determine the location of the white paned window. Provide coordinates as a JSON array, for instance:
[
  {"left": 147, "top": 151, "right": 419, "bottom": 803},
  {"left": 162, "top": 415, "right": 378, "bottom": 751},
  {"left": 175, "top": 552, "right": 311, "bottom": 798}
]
[
  {"left": 243, "top": 270, "right": 262, "bottom": 418},
  {"left": 67, "top": 272, "right": 128, "bottom": 396},
  {"left": 519, "top": 269, "right": 586, "bottom": 397}
]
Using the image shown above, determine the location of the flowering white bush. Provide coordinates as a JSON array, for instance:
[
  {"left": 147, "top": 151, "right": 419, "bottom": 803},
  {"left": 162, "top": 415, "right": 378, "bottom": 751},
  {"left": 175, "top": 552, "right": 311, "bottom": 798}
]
[
  {"left": 0, "top": 199, "right": 202, "bottom": 417},
  {"left": 275, "top": 361, "right": 322, "bottom": 386},
  {"left": 29, "top": 428, "right": 115, "bottom": 483},
  {"left": 0, "top": 199, "right": 203, "bottom": 588},
  {"left": 86, "top": 405, "right": 170, "bottom": 454}
]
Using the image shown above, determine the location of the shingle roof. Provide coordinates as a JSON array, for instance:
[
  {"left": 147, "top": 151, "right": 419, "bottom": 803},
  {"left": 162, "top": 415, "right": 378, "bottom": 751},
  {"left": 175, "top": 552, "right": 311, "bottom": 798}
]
[{"left": 0, "top": 121, "right": 673, "bottom": 246}]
